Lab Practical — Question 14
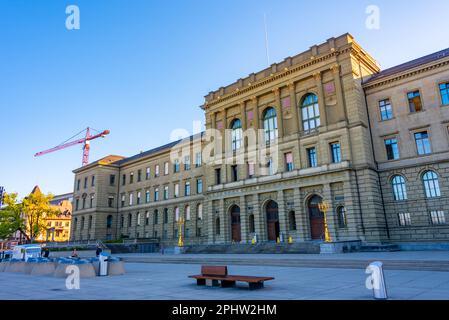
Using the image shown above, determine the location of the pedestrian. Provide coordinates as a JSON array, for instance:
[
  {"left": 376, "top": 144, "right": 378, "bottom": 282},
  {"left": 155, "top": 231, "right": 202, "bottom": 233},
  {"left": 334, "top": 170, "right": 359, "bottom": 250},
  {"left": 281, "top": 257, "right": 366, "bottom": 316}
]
[
  {"left": 96, "top": 245, "right": 103, "bottom": 257},
  {"left": 160, "top": 243, "right": 164, "bottom": 255},
  {"left": 71, "top": 248, "right": 79, "bottom": 258},
  {"left": 43, "top": 248, "right": 50, "bottom": 258}
]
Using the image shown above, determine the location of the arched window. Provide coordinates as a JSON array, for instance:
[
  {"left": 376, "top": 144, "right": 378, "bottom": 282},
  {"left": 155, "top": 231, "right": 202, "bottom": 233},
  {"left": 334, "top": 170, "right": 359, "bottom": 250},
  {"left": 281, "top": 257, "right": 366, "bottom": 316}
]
[
  {"left": 248, "top": 214, "right": 255, "bottom": 233},
  {"left": 106, "top": 215, "right": 113, "bottom": 228},
  {"left": 185, "top": 205, "right": 191, "bottom": 221},
  {"left": 215, "top": 217, "right": 221, "bottom": 235},
  {"left": 288, "top": 211, "right": 297, "bottom": 231},
  {"left": 301, "top": 93, "right": 320, "bottom": 131},
  {"left": 337, "top": 206, "right": 347, "bottom": 228},
  {"left": 230, "top": 119, "right": 242, "bottom": 151},
  {"left": 197, "top": 204, "right": 203, "bottom": 220},
  {"left": 423, "top": 171, "right": 441, "bottom": 198},
  {"left": 263, "top": 107, "right": 278, "bottom": 143},
  {"left": 392, "top": 175, "right": 408, "bottom": 201}
]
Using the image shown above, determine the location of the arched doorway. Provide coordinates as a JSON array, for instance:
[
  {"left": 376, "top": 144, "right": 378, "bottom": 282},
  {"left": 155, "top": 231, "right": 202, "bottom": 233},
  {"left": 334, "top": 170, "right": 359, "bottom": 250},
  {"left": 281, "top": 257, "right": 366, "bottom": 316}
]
[
  {"left": 230, "top": 205, "right": 241, "bottom": 242},
  {"left": 266, "top": 200, "right": 280, "bottom": 241},
  {"left": 308, "top": 195, "right": 324, "bottom": 240}
]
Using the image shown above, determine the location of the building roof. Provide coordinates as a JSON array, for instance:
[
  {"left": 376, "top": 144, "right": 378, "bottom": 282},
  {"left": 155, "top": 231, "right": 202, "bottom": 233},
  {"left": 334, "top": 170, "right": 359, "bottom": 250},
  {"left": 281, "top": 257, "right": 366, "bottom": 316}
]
[{"left": 366, "top": 47, "right": 449, "bottom": 84}]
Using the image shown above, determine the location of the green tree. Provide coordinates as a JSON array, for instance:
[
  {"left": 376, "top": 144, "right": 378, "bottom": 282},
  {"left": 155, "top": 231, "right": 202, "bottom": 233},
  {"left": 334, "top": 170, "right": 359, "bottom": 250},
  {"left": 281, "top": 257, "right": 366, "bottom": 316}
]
[
  {"left": 0, "top": 192, "right": 25, "bottom": 240},
  {"left": 22, "top": 189, "right": 59, "bottom": 242}
]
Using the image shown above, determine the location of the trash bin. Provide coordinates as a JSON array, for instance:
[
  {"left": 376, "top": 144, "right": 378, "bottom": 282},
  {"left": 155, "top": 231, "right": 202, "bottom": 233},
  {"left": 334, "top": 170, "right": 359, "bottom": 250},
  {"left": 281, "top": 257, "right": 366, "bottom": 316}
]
[
  {"left": 366, "top": 261, "right": 388, "bottom": 300},
  {"left": 99, "top": 253, "right": 109, "bottom": 276}
]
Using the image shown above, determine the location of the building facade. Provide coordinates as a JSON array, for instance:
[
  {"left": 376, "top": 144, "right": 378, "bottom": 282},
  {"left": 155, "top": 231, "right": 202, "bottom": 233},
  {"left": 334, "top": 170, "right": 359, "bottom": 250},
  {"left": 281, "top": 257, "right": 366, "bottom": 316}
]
[{"left": 71, "top": 33, "right": 449, "bottom": 245}]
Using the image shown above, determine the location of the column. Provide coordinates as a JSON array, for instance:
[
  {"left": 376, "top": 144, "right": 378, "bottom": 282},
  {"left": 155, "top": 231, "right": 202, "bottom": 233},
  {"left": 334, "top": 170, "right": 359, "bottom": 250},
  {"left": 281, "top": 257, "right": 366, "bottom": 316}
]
[
  {"left": 219, "top": 198, "right": 226, "bottom": 243},
  {"left": 240, "top": 102, "right": 248, "bottom": 179},
  {"left": 288, "top": 82, "right": 300, "bottom": 133},
  {"left": 221, "top": 109, "right": 228, "bottom": 183},
  {"left": 250, "top": 97, "right": 260, "bottom": 176},
  {"left": 331, "top": 64, "right": 347, "bottom": 121},
  {"left": 253, "top": 194, "right": 265, "bottom": 241},
  {"left": 273, "top": 88, "right": 284, "bottom": 138},
  {"left": 313, "top": 72, "right": 327, "bottom": 127},
  {"left": 322, "top": 184, "right": 336, "bottom": 241},
  {"left": 277, "top": 190, "right": 288, "bottom": 241},
  {"left": 239, "top": 196, "right": 248, "bottom": 243},
  {"left": 293, "top": 188, "right": 307, "bottom": 241},
  {"left": 206, "top": 200, "right": 215, "bottom": 243}
]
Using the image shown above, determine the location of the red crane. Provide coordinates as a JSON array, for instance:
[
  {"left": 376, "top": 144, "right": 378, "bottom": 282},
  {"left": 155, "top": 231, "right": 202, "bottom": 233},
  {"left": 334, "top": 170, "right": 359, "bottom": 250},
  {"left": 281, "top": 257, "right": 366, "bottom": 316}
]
[{"left": 34, "top": 127, "right": 110, "bottom": 166}]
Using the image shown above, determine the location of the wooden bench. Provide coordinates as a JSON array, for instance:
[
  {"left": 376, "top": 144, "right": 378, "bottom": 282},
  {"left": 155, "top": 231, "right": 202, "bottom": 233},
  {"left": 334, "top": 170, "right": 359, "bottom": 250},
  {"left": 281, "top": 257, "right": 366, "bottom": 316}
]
[{"left": 189, "top": 266, "right": 274, "bottom": 290}]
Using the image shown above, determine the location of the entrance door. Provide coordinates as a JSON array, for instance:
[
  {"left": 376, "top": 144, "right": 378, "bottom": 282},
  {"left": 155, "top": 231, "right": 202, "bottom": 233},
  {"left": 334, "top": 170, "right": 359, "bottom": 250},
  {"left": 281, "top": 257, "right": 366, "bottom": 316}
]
[
  {"left": 308, "top": 195, "right": 325, "bottom": 240},
  {"left": 266, "top": 201, "right": 280, "bottom": 241},
  {"left": 230, "top": 206, "right": 241, "bottom": 242}
]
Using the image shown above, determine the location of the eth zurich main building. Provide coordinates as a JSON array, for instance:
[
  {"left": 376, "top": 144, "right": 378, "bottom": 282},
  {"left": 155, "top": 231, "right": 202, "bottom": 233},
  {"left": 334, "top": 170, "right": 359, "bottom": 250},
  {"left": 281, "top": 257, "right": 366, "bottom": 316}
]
[{"left": 70, "top": 34, "right": 449, "bottom": 249}]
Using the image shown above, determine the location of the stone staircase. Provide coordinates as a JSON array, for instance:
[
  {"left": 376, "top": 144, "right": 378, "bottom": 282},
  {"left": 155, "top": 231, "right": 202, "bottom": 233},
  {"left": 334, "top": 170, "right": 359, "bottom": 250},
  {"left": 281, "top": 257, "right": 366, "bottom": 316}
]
[
  {"left": 183, "top": 242, "right": 320, "bottom": 254},
  {"left": 359, "top": 244, "right": 400, "bottom": 252}
]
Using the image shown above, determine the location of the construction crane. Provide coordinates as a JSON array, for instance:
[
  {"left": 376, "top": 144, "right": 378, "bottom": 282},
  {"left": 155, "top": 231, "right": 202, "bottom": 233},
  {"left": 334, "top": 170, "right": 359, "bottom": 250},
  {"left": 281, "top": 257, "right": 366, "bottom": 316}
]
[{"left": 34, "top": 127, "right": 110, "bottom": 167}]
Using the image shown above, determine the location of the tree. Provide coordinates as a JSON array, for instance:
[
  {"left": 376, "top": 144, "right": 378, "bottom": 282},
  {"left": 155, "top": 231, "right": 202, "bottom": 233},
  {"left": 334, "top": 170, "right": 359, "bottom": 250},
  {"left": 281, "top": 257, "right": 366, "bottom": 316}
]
[
  {"left": 21, "top": 188, "right": 59, "bottom": 242},
  {"left": 0, "top": 192, "right": 25, "bottom": 240}
]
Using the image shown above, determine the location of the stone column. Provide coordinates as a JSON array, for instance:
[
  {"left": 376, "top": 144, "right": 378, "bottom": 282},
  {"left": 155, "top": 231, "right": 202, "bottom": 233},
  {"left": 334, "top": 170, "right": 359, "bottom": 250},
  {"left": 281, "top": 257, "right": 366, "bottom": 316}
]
[
  {"left": 322, "top": 184, "right": 337, "bottom": 241},
  {"left": 273, "top": 88, "right": 284, "bottom": 138},
  {"left": 221, "top": 109, "right": 228, "bottom": 184},
  {"left": 219, "top": 198, "right": 226, "bottom": 243},
  {"left": 313, "top": 72, "right": 327, "bottom": 127},
  {"left": 288, "top": 82, "right": 300, "bottom": 133},
  {"left": 206, "top": 200, "right": 215, "bottom": 243},
  {"left": 253, "top": 193, "right": 265, "bottom": 241},
  {"left": 331, "top": 64, "right": 347, "bottom": 121},
  {"left": 277, "top": 190, "right": 288, "bottom": 241},
  {"left": 293, "top": 188, "right": 306, "bottom": 241},
  {"left": 239, "top": 196, "right": 248, "bottom": 243}
]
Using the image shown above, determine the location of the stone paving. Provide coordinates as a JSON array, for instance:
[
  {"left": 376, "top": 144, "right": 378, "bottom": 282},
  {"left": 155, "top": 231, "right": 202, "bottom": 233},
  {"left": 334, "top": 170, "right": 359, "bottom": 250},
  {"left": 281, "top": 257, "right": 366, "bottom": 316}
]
[{"left": 1, "top": 262, "right": 449, "bottom": 300}]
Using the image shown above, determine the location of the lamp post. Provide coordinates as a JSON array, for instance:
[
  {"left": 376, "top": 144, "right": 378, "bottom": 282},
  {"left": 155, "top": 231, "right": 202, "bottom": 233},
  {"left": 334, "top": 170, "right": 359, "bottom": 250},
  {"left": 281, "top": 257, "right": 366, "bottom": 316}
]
[
  {"left": 177, "top": 217, "right": 185, "bottom": 247},
  {"left": 318, "top": 201, "right": 332, "bottom": 243}
]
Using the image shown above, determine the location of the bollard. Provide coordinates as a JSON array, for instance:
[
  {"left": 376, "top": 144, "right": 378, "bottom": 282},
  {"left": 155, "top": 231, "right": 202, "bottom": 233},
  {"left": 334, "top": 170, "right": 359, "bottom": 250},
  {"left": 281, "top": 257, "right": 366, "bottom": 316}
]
[{"left": 366, "top": 261, "right": 388, "bottom": 300}]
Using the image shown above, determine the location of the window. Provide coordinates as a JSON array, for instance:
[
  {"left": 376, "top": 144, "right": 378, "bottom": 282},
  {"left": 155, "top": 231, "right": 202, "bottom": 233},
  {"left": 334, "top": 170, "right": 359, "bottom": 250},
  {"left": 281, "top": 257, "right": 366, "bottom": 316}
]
[
  {"left": 75, "top": 199, "right": 79, "bottom": 211},
  {"left": 129, "top": 193, "right": 133, "bottom": 206},
  {"left": 108, "top": 196, "right": 114, "bottom": 208},
  {"left": 120, "top": 215, "right": 124, "bottom": 228},
  {"left": 174, "top": 183, "right": 179, "bottom": 198},
  {"left": 146, "top": 167, "right": 150, "bottom": 180},
  {"left": 249, "top": 214, "right": 255, "bottom": 233},
  {"left": 197, "top": 179, "right": 203, "bottom": 194},
  {"left": 285, "top": 152, "right": 294, "bottom": 172},
  {"left": 231, "top": 165, "right": 238, "bottom": 182},
  {"left": 82, "top": 197, "right": 86, "bottom": 209},
  {"left": 330, "top": 143, "right": 341, "bottom": 163},
  {"left": 197, "top": 204, "right": 203, "bottom": 220},
  {"left": 195, "top": 152, "right": 202, "bottom": 167},
  {"left": 91, "top": 176, "right": 95, "bottom": 187},
  {"left": 84, "top": 177, "right": 88, "bottom": 189},
  {"left": 231, "top": 119, "right": 243, "bottom": 151},
  {"left": 154, "top": 188, "right": 159, "bottom": 201},
  {"left": 81, "top": 217, "right": 85, "bottom": 230},
  {"left": 215, "top": 217, "right": 221, "bottom": 235},
  {"left": 408, "top": 90, "right": 423, "bottom": 113},
  {"left": 385, "top": 138, "right": 400, "bottom": 160},
  {"left": 288, "top": 211, "right": 297, "bottom": 231},
  {"left": 164, "top": 162, "right": 169, "bottom": 175},
  {"left": 248, "top": 162, "right": 255, "bottom": 178},
  {"left": 129, "top": 172, "right": 134, "bottom": 184},
  {"left": 185, "top": 181, "right": 191, "bottom": 196},
  {"left": 128, "top": 214, "right": 132, "bottom": 227},
  {"left": 109, "top": 175, "right": 115, "bottom": 186},
  {"left": 122, "top": 174, "right": 126, "bottom": 186},
  {"left": 266, "top": 157, "right": 274, "bottom": 175},
  {"left": 164, "top": 185, "right": 169, "bottom": 200},
  {"left": 379, "top": 99, "right": 393, "bottom": 120},
  {"left": 121, "top": 194, "right": 125, "bottom": 207},
  {"left": 174, "top": 159, "right": 180, "bottom": 173},
  {"left": 398, "top": 213, "right": 412, "bottom": 226},
  {"left": 301, "top": 93, "right": 320, "bottom": 131},
  {"left": 145, "top": 190, "right": 150, "bottom": 203},
  {"left": 90, "top": 194, "right": 94, "bottom": 208},
  {"left": 153, "top": 210, "right": 159, "bottom": 225},
  {"left": 307, "top": 147, "right": 317, "bottom": 168},
  {"left": 215, "top": 168, "right": 221, "bottom": 185},
  {"left": 197, "top": 227, "right": 201, "bottom": 237},
  {"left": 106, "top": 215, "right": 112, "bottom": 228},
  {"left": 392, "top": 175, "right": 407, "bottom": 201},
  {"left": 175, "top": 207, "right": 179, "bottom": 222},
  {"left": 137, "top": 212, "right": 141, "bottom": 226},
  {"left": 337, "top": 207, "right": 347, "bottom": 228},
  {"left": 186, "top": 205, "right": 191, "bottom": 221},
  {"left": 423, "top": 171, "right": 441, "bottom": 198},
  {"left": 76, "top": 179, "right": 80, "bottom": 191},
  {"left": 263, "top": 107, "right": 278, "bottom": 143},
  {"left": 184, "top": 156, "right": 191, "bottom": 171},
  {"left": 155, "top": 165, "right": 159, "bottom": 177},
  {"left": 145, "top": 211, "right": 150, "bottom": 225},
  {"left": 414, "top": 131, "right": 431, "bottom": 155},
  {"left": 440, "top": 83, "right": 449, "bottom": 106},
  {"left": 431, "top": 211, "right": 446, "bottom": 225},
  {"left": 137, "top": 191, "right": 141, "bottom": 205}
]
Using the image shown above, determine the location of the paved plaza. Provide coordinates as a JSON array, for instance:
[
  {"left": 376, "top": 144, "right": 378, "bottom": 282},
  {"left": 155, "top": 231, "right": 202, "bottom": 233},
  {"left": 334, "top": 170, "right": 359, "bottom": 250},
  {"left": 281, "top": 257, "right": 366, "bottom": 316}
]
[{"left": 1, "top": 258, "right": 449, "bottom": 299}]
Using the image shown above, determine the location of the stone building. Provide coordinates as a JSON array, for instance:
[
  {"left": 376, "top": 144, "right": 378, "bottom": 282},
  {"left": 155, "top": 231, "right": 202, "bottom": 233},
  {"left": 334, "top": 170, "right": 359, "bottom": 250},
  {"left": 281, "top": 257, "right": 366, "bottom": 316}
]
[{"left": 70, "top": 33, "right": 449, "bottom": 246}]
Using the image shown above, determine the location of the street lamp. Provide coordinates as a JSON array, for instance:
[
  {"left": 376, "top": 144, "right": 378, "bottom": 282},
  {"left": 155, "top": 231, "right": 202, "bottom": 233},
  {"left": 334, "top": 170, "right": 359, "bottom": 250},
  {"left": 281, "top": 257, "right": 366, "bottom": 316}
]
[
  {"left": 177, "top": 217, "right": 185, "bottom": 247},
  {"left": 318, "top": 201, "right": 332, "bottom": 243}
]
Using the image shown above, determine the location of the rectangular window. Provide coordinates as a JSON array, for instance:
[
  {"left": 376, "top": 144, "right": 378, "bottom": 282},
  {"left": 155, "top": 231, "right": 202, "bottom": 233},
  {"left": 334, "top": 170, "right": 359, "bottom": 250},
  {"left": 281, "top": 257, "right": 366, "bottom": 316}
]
[
  {"left": 154, "top": 188, "right": 159, "bottom": 201},
  {"left": 330, "top": 143, "right": 341, "bottom": 163},
  {"left": 307, "top": 147, "right": 317, "bottom": 168},
  {"left": 122, "top": 174, "right": 126, "bottom": 186},
  {"left": 408, "top": 90, "right": 423, "bottom": 113},
  {"left": 195, "top": 152, "right": 202, "bottom": 167},
  {"left": 145, "top": 190, "right": 150, "bottom": 203},
  {"left": 379, "top": 99, "right": 393, "bottom": 120},
  {"left": 414, "top": 131, "right": 431, "bottom": 155},
  {"left": 164, "top": 162, "right": 169, "bottom": 175},
  {"left": 109, "top": 175, "right": 115, "bottom": 186},
  {"left": 215, "top": 168, "right": 221, "bottom": 185},
  {"left": 174, "top": 159, "right": 180, "bottom": 173},
  {"left": 231, "top": 165, "right": 238, "bottom": 182},
  {"left": 108, "top": 196, "right": 114, "bottom": 208},
  {"left": 174, "top": 183, "right": 179, "bottom": 198},
  {"left": 84, "top": 177, "right": 88, "bottom": 189},
  {"left": 440, "top": 83, "right": 449, "bottom": 106},
  {"left": 155, "top": 165, "right": 159, "bottom": 177},
  {"left": 385, "top": 138, "right": 400, "bottom": 160},
  {"left": 431, "top": 210, "right": 446, "bottom": 225},
  {"left": 185, "top": 181, "right": 191, "bottom": 196},
  {"left": 197, "top": 179, "right": 203, "bottom": 194},
  {"left": 75, "top": 199, "right": 79, "bottom": 211},
  {"left": 76, "top": 179, "right": 80, "bottom": 191},
  {"left": 164, "top": 186, "right": 169, "bottom": 200},
  {"left": 121, "top": 195, "right": 125, "bottom": 207},
  {"left": 184, "top": 156, "right": 191, "bottom": 171},
  {"left": 91, "top": 176, "right": 95, "bottom": 187},
  {"left": 129, "top": 172, "right": 134, "bottom": 184},
  {"left": 146, "top": 167, "right": 150, "bottom": 180},
  {"left": 137, "top": 191, "right": 141, "bottom": 205},
  {"left": 285, "top": 152, "right": 294, "bottom": 172},
  {"left": 90, "top": 195, "right": 94, "bottom": 208},
  {"left": 398, "top": 213, "right": 412, "bottom": 226},
  {"left": 129, "top": 193, "right": 133, "bottom": 206},
  {"left": 137, "top": 170, "right": 142, "bottom": 182},
  {"left": 248, "top": 162, "right": 255, "bottom": 178}
]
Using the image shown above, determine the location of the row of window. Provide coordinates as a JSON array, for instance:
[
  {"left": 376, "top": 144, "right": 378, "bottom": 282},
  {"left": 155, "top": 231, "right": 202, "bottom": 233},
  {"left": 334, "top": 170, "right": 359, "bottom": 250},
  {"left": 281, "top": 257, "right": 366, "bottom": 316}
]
[
  {"left": 391, "top": 171, "right": 441, "bottom": 201},
  {"left": 397, "top": 210, "right": 446, "bottom": 227},
  {"left": 378, "top": 82, "right": 449, "bottom": 121},
  {"left": 76, "top": 175, "right": 95, "bottom": 191},
  {"left": 74, "top": 194, "right": 95, "bottom": 211},
  {"left": 384, "top": 130, "right": 432, "bottom": 160}
]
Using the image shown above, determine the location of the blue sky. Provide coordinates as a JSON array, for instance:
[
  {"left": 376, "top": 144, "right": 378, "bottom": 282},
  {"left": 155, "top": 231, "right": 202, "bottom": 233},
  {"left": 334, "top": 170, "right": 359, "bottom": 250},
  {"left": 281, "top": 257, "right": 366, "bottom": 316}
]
[{"left": 1, "top": 0, "right": 449, "bottom": 199}]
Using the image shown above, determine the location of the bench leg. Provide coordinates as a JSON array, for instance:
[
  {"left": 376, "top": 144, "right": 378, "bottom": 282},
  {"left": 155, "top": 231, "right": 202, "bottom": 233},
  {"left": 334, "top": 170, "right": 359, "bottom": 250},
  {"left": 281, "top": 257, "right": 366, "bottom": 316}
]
[
  {"left": 197, "top": 279, "right": 206, "bottom": 286},
  {"left": 221, "top": 280, "right": 236, "bottom": 288},
  {"left": 249, "top": 282, "right": 264, "bottom": 290},
  {"left": 206, "top": 279, "right": 220, "bottom": 287}
]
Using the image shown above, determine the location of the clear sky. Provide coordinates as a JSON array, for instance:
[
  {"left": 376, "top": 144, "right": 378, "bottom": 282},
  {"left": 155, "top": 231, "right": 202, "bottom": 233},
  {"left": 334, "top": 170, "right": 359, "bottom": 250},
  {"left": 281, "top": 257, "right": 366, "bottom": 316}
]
[{"left": 1, "top": 0, "right": 448, "bottom": 199}]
